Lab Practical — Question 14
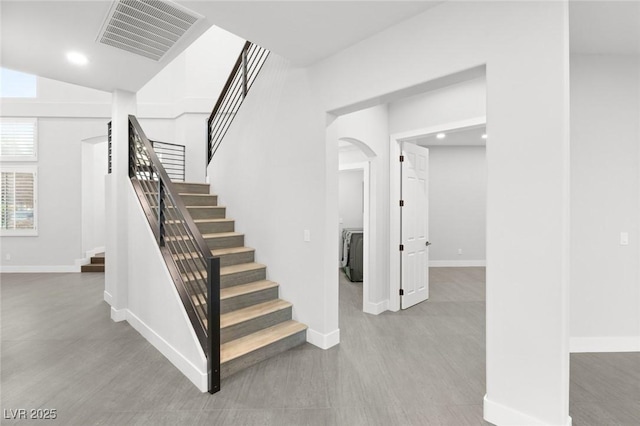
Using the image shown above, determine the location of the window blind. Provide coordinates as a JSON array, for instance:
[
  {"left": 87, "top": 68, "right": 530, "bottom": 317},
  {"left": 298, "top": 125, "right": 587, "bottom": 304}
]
[
  {"left": 0, "top": 119, "right": 37, "bottom": 160},
  {"left": 1, "top": 169, "right": 36, "bottom": 233}
]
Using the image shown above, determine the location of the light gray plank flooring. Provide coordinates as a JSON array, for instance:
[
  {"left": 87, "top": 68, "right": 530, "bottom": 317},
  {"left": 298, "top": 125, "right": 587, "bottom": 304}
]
[{"left": 2, "top": 269, "right": 638, "bottom": 425}]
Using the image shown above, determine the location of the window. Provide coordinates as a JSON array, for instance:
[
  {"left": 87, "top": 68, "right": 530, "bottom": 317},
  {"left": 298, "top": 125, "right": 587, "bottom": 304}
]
[
  {"left": 0, "top": 68, "right": 37, "bottom": 98},
  {"left": 0, "top": 118, "right": 37, "bottom": 161},
  {"left": 1, "top": 166, "right": 37, "bottom": 236}
]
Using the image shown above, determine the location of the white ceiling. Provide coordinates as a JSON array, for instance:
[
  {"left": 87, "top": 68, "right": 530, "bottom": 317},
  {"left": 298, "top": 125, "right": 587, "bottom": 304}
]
[
  {"left": 178, "top": 1, "right": 444, "bottom": 66},
  {"left": 0, "top": 0, "right": 443, "bottom": 93},
  {"left": 1, "top": 1, "right": 637, "bottom": 94},
  {"left": 0, "top": 0, "right": 210, "bottom": 93},
  {"left": 338, "top": 125, "right": 486, "bottom": 151},
  {"left": 412, "top": 125, "right": 486, "bottom": 147},
  {"left": 570, "top": 0, "right": 640, "bottom": 55}
]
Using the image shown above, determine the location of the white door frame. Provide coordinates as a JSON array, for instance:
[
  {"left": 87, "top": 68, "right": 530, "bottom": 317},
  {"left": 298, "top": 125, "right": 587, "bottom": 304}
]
[
  {"left": 80, "top": 134, "right": 108, "bottom": 264},
  {"left": 339, "top": 162, "right": 373, "bottom": 313},
  {"left": 388, "top": 116, "right": 486, "bottom": 311}
]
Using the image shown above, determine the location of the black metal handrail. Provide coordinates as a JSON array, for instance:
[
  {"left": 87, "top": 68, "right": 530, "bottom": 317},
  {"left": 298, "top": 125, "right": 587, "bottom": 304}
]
[
  {"left": 207, "top": 41, "right": 270, "bottom": 163},
  {"left": 151, "top": 140, "right": 185, "bottom": 182},
  {"left": 128, "top": 115, "right": 221, "bottom": 394}
]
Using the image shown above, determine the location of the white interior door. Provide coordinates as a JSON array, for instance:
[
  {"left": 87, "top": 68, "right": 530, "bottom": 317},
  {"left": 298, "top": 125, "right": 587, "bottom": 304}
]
[{"left": 401, "top": 142, "right": 429, "bottom": 309}]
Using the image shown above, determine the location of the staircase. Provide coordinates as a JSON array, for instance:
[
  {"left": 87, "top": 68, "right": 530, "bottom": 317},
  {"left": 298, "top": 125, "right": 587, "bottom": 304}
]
[
  {"left": 173, "top": 181, "right": 307, "bottom": 379},
  {"left": 81, "top": 253, "right": 105, "bottom": 272}
]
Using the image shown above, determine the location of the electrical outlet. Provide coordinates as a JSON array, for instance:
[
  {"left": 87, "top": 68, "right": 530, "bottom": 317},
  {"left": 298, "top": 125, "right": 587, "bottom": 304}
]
[
  {"left": 458, "top": 249, "right": 463, "bottom": 255},
  {"left": 5, "top": 253, "right": 11, "bottom": 261},
  {"left": 304, "top": 229, "right": 311, "bottom": 242}
]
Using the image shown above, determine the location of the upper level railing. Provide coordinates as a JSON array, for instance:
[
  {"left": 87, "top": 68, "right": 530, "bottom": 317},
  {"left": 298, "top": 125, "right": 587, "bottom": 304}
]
[
  {"left": 207, "top": 41, "right": 269, "bottom": 163},
  {"left": 151, "top": 140, "right": 185, "bottom": 182},
  {"left": 128, "top": 115, "right": 221, "bottom": 394}
]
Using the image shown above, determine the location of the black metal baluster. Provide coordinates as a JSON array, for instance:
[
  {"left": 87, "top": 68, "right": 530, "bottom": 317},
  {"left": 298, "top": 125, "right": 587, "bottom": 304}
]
[
  {"left": 207, "top": 256, "right": 221, "bottom": 394},
  {"left": 242, "top": 46, "right": 248, "bottom": 98},
  {"left": 158, "top": 179, "right": 165, "bottom": 247}
]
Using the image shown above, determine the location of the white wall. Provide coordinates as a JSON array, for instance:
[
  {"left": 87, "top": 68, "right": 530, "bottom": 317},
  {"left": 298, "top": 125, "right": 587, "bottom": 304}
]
[
  {"left": 124, "top": 183, "right": 207, "bottom": 391},
  {"left": 339, "top": 169, "right": 364, "bottom": 231},
  {"left": 137, "top": 25, "right": 245, "bottom": 183},
  {"left": 212, "top": 2, "right": 570, "bottom": 424},
  {"left": 338, "top": 168, "right": 363, "bottom": 262},
  {"left": 387, "top": 77, "right": 487, "bottom": 268},
  {"left": 0, "top": 114, "right": 108, "bottom": 271},
  {"left": 570, "top": 54, "right": 640, "bottom": 352},
  {"left": 0, "top": 25, "right": 245, "bottom": 270},
  {"left": 315, "top": 3, "right": 570, "bottom": 424},
  {"left": 428, "top": 146, "right": 486, "bottom": 265},
  {"left": 338, "top": 146, "right": 367, "bottom": 165},
  {"left": 332, "top": 106, "right": 390, "bottom": 309},
  {"left": 0, "top": 74, "right": 111, "bottom": 272},
  {"left": 389, "top": 77, "right": 486, "bottom": 134},
  {"left": 209, "top": 55, "right": 338, "bottom": 347}
]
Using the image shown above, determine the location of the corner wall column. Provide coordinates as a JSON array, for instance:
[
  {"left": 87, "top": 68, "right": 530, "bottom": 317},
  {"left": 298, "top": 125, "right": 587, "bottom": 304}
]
[{"left": 105, "top": 90, "right": 137, "bottom": 320}]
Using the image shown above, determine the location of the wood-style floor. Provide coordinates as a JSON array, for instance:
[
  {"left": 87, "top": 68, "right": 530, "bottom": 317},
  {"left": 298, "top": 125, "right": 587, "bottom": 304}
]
[{"left": 1, "top": 269, "right": 638, "bottom": 425}]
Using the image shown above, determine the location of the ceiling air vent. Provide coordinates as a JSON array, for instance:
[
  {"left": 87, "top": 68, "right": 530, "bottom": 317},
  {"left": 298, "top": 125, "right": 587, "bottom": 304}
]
[{"left": 97, "top": 0, "right": 202, "bottom": 61}]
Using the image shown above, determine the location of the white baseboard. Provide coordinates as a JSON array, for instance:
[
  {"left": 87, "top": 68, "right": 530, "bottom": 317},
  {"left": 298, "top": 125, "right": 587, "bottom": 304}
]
[
  {"left": 125, "top": 310, "right": 207, "bottom": 392},
  {"left": 430, "top": 260, "right": 486, "bottom": 267},
  {"left": 104, "top": 291, "right": 113, "bottom": 305},
  {"left": 484, "top": 395, "right": 572, "bottom": 426},
  {"left": 306, "top": 328, "right": 340, "bottom": 349},
  {"left": 110, "top": 307, "right": 127, "bottom": 322},
  {"left": 364, "top": 299, "right": 389, "bottom": 315},
  {"left": 570, "top": 336, "right": 640, "bottom": 353},
  {"left": 0, "top": 265, "right": 80, "bottom": 273}
]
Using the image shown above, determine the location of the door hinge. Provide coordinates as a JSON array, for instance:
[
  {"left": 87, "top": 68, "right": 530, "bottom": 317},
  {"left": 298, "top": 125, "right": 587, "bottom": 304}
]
[
  {"left": 399, "top": 155, "right": 404, "bottom": 162},
  {"left": 399, "top": 289, "right": 404, "bottom": 296},
  {"left": 399, "top": 244, "right": 404, "bottom": 251},
  {"left": 399, "top": 200, "right": 404, "bottom": 207}
]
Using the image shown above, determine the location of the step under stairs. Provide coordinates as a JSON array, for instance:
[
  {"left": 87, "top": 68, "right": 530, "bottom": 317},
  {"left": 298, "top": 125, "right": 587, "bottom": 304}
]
[{"left": 81, "top": 253, "right": 105, "bottom": 273}]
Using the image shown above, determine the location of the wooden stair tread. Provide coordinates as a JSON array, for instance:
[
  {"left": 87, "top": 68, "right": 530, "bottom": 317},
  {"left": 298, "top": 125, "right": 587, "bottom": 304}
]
[
  {"left": 202, "top": 232, "right": 242, "bottom": 239},
  {"left": 190, "top": 280, "right": 278, "bottom": 306},
  {"left": 221, "top": 280, "right": 278, "bottom": 300},
  {"left": 211, "top": 246, "right": 254, "bottom": 256},
  {"left": 173, "top": 246, "right": 254, "bottom": 262},
  {"left": 81, "top": 264, "right": 105, "bottom": 272},
  {"left": 220, "top": 299, "right": 291, "bottom": 328},
  {"left": 221, "top": 320, "right": 307, "bottom": 364},
  {"left": 194, "top": 218, "right": 233, "bottom": 223},
  {"left": 167, "top": 218, "right": 232, "bottom": 224},
  {"left": 182, "top": 262, "right": 265, "bottom": 282},
  {"left": 168, "top": 232, "right": 241, "bottom": 243},
  {"left": 221, "top": 262, "right": 265, "bottom": 275}
]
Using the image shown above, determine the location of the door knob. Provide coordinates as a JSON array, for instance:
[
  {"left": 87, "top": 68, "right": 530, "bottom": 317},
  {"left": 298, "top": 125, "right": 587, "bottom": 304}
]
[{"left": 426, "top": 241, "right": 431, "bottom": 246}]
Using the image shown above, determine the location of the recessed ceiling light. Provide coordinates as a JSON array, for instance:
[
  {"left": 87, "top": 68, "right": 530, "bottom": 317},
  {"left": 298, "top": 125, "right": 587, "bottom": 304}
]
[
  {"left": 482, "top": 133, "right": 488, "bottom": 139},
  {"left": 436, "top": 133, "right": 446, "bottom": 139},
  {"left": 66, "top": 51, "right": 88, "bottom": 66}
]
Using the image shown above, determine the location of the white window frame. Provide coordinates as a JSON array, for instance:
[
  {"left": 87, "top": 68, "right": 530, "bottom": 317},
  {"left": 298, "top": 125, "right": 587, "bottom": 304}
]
[
  {"left": 1, "top": 165, "right": 38, "bottom": 236},
  {"left": 0, "top": 118, "right": 38, "bottom": 162}
]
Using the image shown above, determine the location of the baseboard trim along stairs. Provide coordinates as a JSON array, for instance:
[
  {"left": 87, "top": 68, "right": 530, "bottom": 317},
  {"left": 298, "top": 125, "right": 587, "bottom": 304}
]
[{"left": 173, "top": 181, "right": 308, "bottom": 380}]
